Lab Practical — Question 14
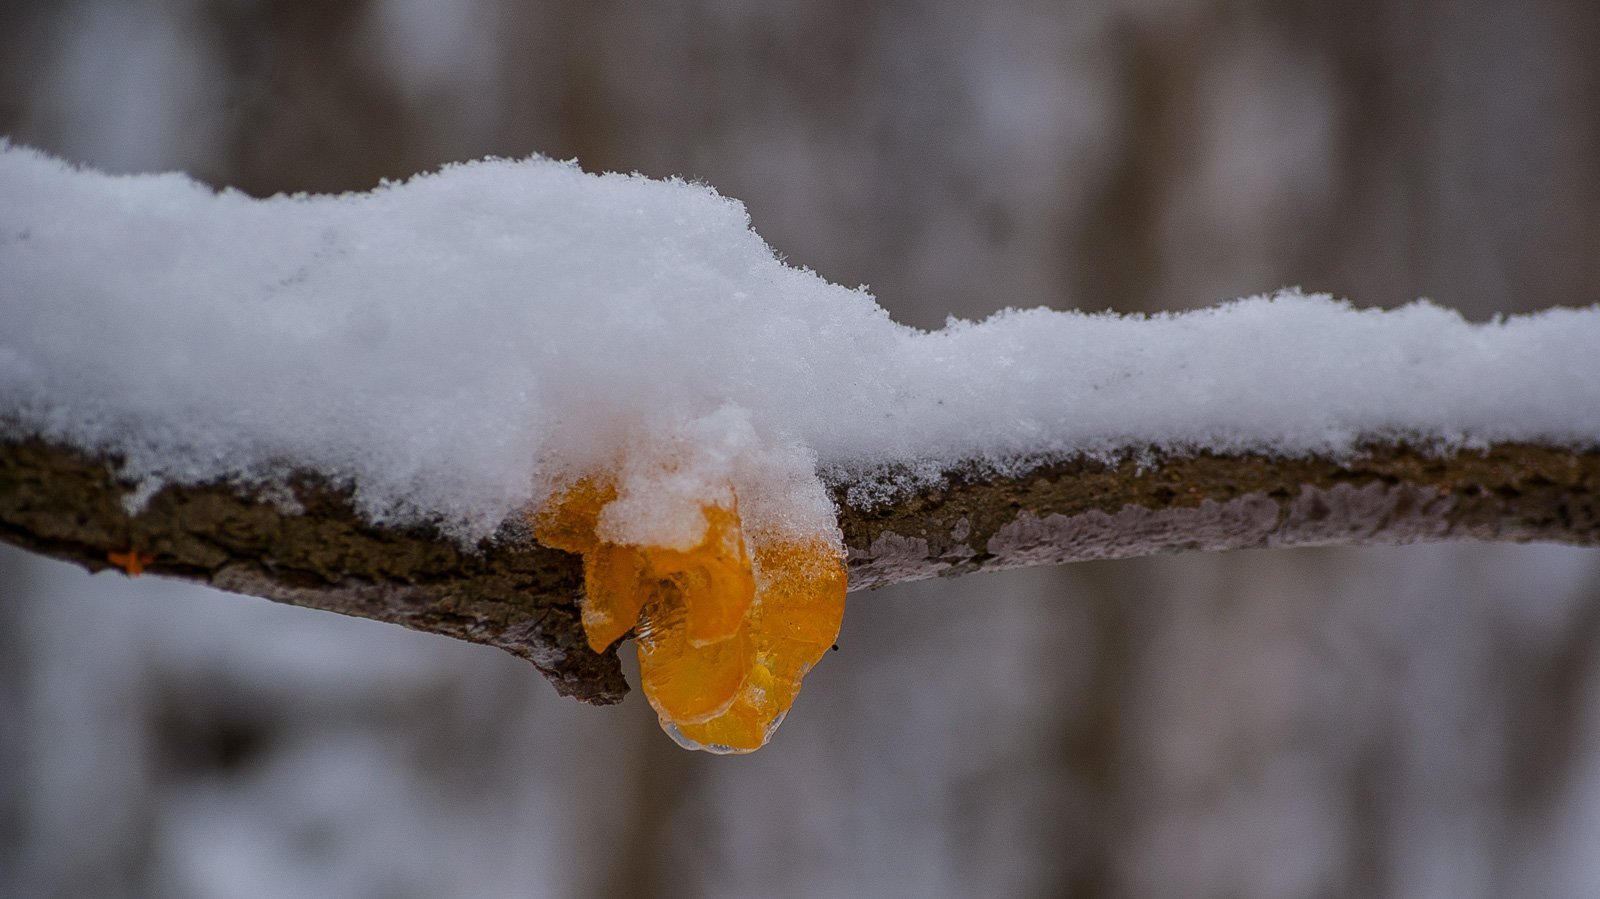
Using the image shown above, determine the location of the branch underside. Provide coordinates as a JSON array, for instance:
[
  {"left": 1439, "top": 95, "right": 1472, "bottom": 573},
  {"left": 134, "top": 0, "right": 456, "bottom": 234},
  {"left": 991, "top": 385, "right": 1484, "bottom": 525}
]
[{"left": 4, "top": 437, "right": 1598, "bottom": 705}]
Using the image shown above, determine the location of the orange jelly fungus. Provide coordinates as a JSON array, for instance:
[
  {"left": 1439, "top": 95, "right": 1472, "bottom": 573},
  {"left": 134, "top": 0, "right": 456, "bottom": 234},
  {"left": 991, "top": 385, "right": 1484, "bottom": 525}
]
[{"left": 535, "top": 478, "right": 846, "bottom": 753}]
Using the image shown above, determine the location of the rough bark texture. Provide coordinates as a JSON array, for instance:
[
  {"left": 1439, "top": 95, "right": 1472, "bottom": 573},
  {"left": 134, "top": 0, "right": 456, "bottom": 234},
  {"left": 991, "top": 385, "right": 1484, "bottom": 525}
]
[
  {"left": 840, "top": 444, "right": 1600, "bottom": 587},
  {"left": 4, "top": 435, "right": 1598, "bottom": 705}
]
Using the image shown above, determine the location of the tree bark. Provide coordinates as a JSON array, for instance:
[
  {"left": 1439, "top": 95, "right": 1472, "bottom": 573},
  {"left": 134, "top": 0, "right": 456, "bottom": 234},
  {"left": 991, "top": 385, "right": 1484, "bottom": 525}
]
[{"left": 4, "top": 435, "right": 1598, "bottom": 704}]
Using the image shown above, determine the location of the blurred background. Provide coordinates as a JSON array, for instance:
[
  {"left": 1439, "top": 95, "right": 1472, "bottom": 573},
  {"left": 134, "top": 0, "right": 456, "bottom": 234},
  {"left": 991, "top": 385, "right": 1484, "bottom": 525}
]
[{"left": 3, "top": 1, "right": 1600, "bottom": 896}]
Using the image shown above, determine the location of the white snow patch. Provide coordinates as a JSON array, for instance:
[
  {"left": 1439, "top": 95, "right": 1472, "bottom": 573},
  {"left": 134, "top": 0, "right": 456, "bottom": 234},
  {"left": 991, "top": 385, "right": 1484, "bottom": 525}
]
[{"left": 2, "top": 142, "right": 1598, "bottom": 545}]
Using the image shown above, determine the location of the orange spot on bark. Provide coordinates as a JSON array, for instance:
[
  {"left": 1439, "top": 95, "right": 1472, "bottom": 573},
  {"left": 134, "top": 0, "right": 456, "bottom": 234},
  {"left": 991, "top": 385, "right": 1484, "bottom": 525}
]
[{"left": 107, "top": 549, "right": 154, "bottom": 577}]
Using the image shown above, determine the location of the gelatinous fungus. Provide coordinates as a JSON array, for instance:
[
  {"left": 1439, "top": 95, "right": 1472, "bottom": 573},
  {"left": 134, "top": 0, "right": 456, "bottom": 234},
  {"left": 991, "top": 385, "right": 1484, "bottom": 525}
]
[{"left": 535, "top": 477, "right": 846, "bottom": 753}]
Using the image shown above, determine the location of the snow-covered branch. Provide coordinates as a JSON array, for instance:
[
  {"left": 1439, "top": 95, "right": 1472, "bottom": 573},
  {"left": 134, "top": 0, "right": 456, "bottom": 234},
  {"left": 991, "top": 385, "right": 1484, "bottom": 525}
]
[{"left": 3, "top": 144, "right": 1599, "bottom": 707}]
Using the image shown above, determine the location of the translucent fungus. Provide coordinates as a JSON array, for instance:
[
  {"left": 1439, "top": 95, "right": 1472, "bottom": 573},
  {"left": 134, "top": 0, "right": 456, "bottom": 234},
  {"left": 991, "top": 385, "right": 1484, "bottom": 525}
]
[{"left": 535, "top": 476, "right": 846, "bottom": 753}]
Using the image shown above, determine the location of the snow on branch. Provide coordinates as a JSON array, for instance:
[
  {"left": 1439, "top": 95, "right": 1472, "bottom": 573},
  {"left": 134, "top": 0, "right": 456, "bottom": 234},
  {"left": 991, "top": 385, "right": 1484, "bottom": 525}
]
[{"left": 2, "top": 142, "right": 1599, "bottom": 706}]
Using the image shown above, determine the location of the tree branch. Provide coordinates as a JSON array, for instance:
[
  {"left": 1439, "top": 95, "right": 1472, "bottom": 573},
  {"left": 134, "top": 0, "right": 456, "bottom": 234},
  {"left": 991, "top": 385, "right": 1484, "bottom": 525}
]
[{"left": 4, "top": 435, "right": 1598, "bottom": 704}]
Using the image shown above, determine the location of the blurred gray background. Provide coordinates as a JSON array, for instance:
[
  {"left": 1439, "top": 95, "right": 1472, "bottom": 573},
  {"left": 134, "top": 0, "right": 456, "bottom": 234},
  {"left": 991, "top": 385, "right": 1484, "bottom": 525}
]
[{"left": 3, "top": 1, "right": 1600, "bottom": 896}]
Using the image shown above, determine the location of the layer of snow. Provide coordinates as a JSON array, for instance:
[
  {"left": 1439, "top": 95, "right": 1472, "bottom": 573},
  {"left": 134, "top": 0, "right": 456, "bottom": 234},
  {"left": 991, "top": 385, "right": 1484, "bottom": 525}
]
[{"left": 3, "top": 141, "right": 1598, "bottom": 544}]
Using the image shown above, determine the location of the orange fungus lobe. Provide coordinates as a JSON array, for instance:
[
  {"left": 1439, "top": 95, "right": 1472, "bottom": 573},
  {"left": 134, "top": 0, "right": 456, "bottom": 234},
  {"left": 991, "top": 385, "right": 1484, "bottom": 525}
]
[{"left": 534, "top": 475, "right": 846, "bottom": 753}]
